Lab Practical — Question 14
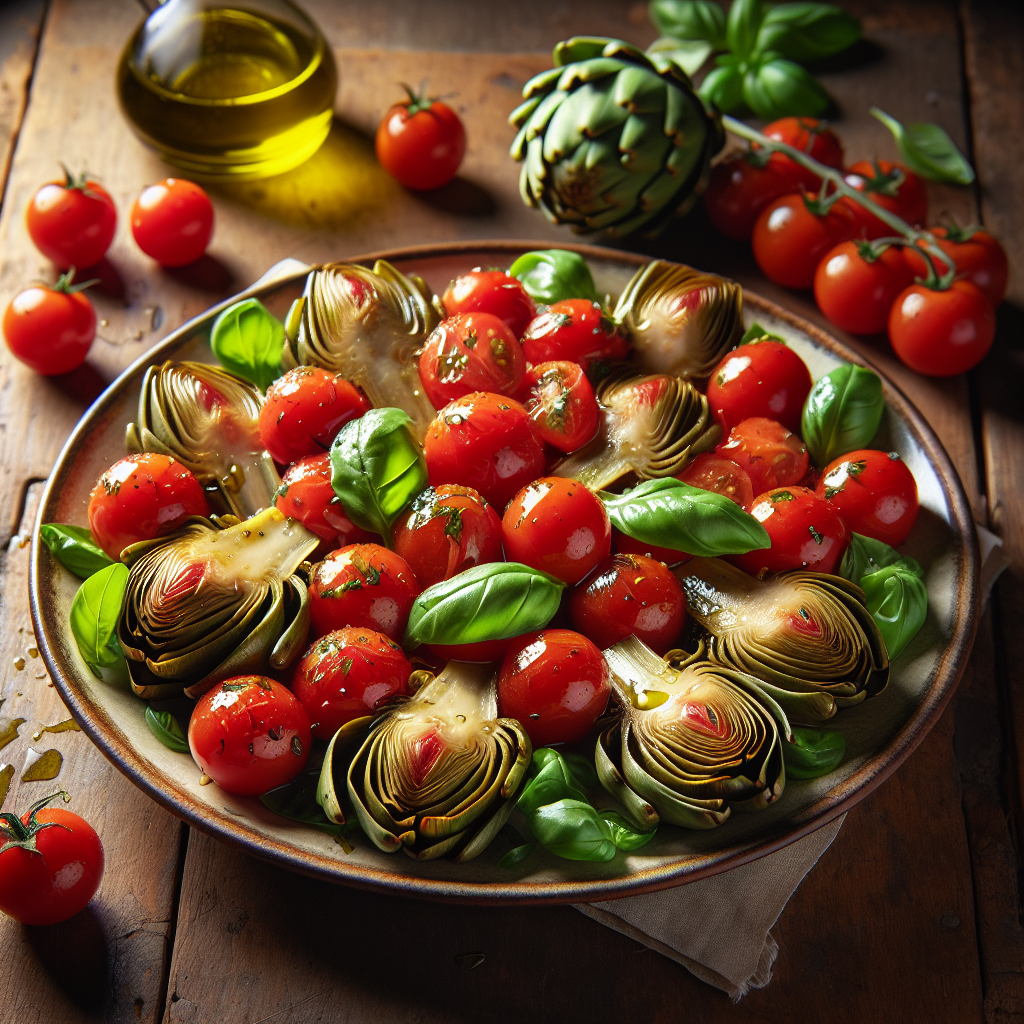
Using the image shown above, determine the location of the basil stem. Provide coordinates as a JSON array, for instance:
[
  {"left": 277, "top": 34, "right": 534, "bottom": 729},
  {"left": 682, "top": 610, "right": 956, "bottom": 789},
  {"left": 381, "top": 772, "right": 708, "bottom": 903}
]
[
  {"left": 144, "top": 707, "right": 189, "bottom": 753},
  {"left": 210, "top": 298, "right": 285, "bottom": 392},
  {"left": 801, "top": 364, "right": 885, "bottom": 467},
  {"left": 871, "top": 108, "right": 975, "bottom": 186},
  {"left": 784, "top": 726, "right": 845, "bottom": 780},
  {"left": 39, "top": 524, "right": 114, "bottom": 579},
  {"left": 69, "top": 562, "right": 128, "bottom": 678}
]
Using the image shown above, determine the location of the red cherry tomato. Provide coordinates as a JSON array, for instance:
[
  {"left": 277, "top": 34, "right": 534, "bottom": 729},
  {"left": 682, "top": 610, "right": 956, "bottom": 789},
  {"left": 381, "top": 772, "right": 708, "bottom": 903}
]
[
  {"left": 442, "top": 270, "right": 536, "bottom": 338},
  {"left": 521, "top": 298, "right": 628, "bottom": 372},
  {"left": 703, "top": 153, "right": 792, "bottom": 241},
  {"left": 814, "top": 240, "right": 914, "bottom": 336},
  {"left": 423, "top": 392, "right": 546, "bottom": 511},
  {"left": 131, "top": 178, "right": 213, "bottom": 267},
  {"left": 730, "top": 486, "right": 849, "bottom": 575},
  {"left": 816, "top": 449, "right": 919, "bottom": 547},
  {"left": 258, "top": 366, "right": 369, "bottom": 465},
  {"left": 188, "top": 676, "right": 311, "bottom": 796},
  {"left": 501, "top": 477, "right": 611, "bottom": 585},
  {"left": 426, "top": 637, "right": 516, "bottom": 664},
  {"left": 309, "top": 543, "right": 419, "bottom": 642},
  {"left": 903, "top": 226, "right": 1009, "bottom": 307},
  {"left": 678, "top": 452, "right": 755, "bottom": 509},
  {"left": 496, "top": 629, "right": 611, "bottom": 746},
  {"left": 418, "top": 312, "right": 526, "bottom": 409},
  {"left": 760, "top": 117, "right": 844, "bottom": 191},
  {"left": 717, "top": 418, "right": 809, "bottom": 496},
  {"left": 87, "top": 452, "right": 210, "bottom": 559},
  {"left": 570, "top": 553, "right": 686, "bottom": 655},
  {"left": 291, "top": 627, "right": 413, "bottom": 740},
  {"left": 706, "top": 340, "right": 812, "bottom": 432},
  {"left": 519, "top": 360, "right": 600, "bottom": 453},
  {"left": 840, "top": 161, "right": 928, "bottom": 239},
  {"left": 613, "top": 530, "right": 693, "bottom": 567},
  {"left": 392, "top": 483, "right": 503, "bottom": 588},
  {"left": 887, "top": 280, "right": 995, "bottom": 377},
  {"left": 3, "top": 274, "right": 95, "bottom": 375},
  {"left": 26, "top": 170, "right": 117, "bottom": 269},
  {"left": 375, "top": 87, "right": 465, "bottom": 191}
]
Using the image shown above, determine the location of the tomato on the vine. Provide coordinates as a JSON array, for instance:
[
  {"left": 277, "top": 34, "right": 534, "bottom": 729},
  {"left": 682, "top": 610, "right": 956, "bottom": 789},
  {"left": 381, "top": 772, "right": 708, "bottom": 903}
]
[
  {"left": 26, "top": 169, "right": 116, "bottom": 269},
  {"left": 519, "top": 360, "right": 600, "bottom": 453},
  {"left": 131, "top": 178, "right": 213, "bottom": 267},
  {"left": 760, "top": 117, "right": 844, "bottom": 191},
  {"left": 521, "top": 298, "right": 628, "bottom": 372},
  {"left": 717, "top": 418, "right": 809, "bottom": 496},
  {"left": 678, "top": 452, "right": 755, "bottom": 509},
  {"left": 840, "top": 160, "right": 928, "bottom": 239},
  {"left": 703, "top": 153, "right": 792, "bottom": 241},
  {"left": 903, "top": 226, "right": 1009, "bottom": 307},
  {"left": 375, "top": 85, "right": 465, "bottom": 191},
  {"left": 442, "top": 270, "right": 536, "bottom": 338},
  {"left": 814, "top": 240, "right": 914, "bottom": 336}
]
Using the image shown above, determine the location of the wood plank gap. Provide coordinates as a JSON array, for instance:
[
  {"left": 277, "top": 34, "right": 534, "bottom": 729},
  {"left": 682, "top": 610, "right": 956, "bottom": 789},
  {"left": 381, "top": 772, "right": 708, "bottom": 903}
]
[{"left": 157, "top": 824, "right": 191, "bottom": 1024}]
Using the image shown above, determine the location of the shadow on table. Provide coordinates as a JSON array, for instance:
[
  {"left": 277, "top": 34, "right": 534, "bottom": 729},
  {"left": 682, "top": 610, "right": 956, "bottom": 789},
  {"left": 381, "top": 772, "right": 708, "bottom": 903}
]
[{"left": 24, "top": 905, "right": 110, "bottom": 1013}]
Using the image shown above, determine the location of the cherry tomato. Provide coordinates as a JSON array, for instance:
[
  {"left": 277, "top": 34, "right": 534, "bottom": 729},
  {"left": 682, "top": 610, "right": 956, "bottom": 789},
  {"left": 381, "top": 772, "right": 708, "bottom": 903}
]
[
  {"left": 3, "top": 272, "right": 95, "bottom": 375},
  {"left": 814, "top": 240, "right": 914, "bottom": 336},
  {"left": 309, "top": 543, "right": 419, "bottom": 642},
  {"left": 426, "top": 637, "right": 516, "bottom": 664},
  {"left": 521, "top": 298, "right": 628, "bottom": 372},
  {"left": 706, "top": 339, "right": 812, "bottom": 432},
  {"left": 88, "top": 452, "right": 210, "bottom": 559},
  {"left": 840, "top": 161, "right": 928, "bottom": 239},
  {"left": 26, "top": 169, "right": 116, "bottom": 269},
  {"left": 442, "top": 270, "right": 536, "bottom": 338},
  {"left": 903, "top": 226, "right": 1009, "bottom": 307},
  {"left": 258, "top": 366, "right": 369, "bottom": 465},
  {"left": 614, "top": 529, "right": 693, "bottom": 566},
  {"left": 501, "top": 477, "right": 611, "bottom": 585},
  {"left": 752, "top": 193, "right": 859, "bottom": 290},
  {"left": 423, "top": 392, "right": 546, "bottom": 511},
  {"left": 703, "top": 153, "right": 793, "bottom": 241},
  {"left": 519, "top": 360, "right": 600, "bottom": 453},
  {"left": 291, "top": 627, "right": 413, "bottom": 740},
  {"left": 131, "top": 178, "right": 213, "bottom": 267},
  {"left": 678, "top": 452, "right": 755, "bottom": 509},
  {"left": 418, "top": 312, "right": 526, "bottom": 409},
  {"left": 392, "top": 483, "right": 503, "bottom": 588},
  {"left": 816, "top": 449, "right": 919, "bottom": 547},
  {"left": 717, "top": 418, "right": 809, "bottom": 495},
  {"left": 374, "top": 86, "right": 465, "bottom": 191},
  {"left": 888, "top": 280, "right": 995, "bottom": 377},
  {"left": 760, "top": 117, "right": 844, "bottom": 191},
  {"left": 570, "top": 553, "right": 686, "bottom": 655},
  {"left": 730, "top": 486, "right": 849, "bottom": 575},
  {"left": 188, "top": 676, "right": 311, "bottom": 796},
  {"left": 496, "top": 629, "right": 611, "bottom": 746}
]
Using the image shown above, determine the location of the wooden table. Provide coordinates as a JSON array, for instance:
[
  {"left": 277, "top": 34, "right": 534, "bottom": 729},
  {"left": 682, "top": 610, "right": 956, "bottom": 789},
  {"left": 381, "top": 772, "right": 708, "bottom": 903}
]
[{"left": 0, "top": 1, "right": 1021, "bottom": 1020}]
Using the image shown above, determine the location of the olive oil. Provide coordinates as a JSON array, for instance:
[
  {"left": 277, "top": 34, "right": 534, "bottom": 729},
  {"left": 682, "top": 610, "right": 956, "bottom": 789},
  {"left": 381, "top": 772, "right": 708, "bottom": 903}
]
[{"left": 117, "top": 2, "right": 337, "bottom": 179}]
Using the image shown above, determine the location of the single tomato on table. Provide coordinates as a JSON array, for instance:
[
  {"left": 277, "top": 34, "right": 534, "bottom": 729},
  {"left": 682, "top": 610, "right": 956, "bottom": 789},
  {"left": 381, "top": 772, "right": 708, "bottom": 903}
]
[
  {"left": 26, "top": 168, "right": 116, "bottom": 269},
  {"left": 521, "top": 299, "right": 628, "bottom": 372},
  {"left": 717, "top": 418, "right": 809, "bottom": 498},
  {"left": 840, "top": 161, "right": 928, "bottom": 239},
  {"left": 814, "top": 240, "right": 914, "bottom": 336},
  {"left": 903, "top": 226, "right": 1009, "bottom": 307},
  {"left": 519, "top": 360, "right": 600, "bottom": 453},
  {"left": 442, "top": 270, "right": 536, "bottom": 338},
  {"left": 760, "top": 117, "right": 844, "bottom": 191},
  {"left": 131, "top": 178, "right": 213, "bottom": 267},
  {"left": 375, "top": 85, "right": 465, "bottom": 191},
  {"left": 703, "top": 153, "right": 792, "bottom": 241}
]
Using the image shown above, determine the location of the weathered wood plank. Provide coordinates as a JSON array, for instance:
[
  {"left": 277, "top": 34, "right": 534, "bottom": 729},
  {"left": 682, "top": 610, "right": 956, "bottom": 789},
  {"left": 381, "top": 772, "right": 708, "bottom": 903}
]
[{"left": 0, "top": 0, "right": 44, "bottom": 204}]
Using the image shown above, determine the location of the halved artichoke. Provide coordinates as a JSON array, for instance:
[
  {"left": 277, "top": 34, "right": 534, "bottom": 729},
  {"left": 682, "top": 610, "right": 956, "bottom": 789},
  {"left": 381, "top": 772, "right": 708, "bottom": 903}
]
[
  {"left": 675, "top": 557, "right": 889, "bottom": 721},
  {"left": 126, "top": 360, "right": 279, "bottom": 519},
  {"left": 613, "top": 261, "right": 743, "bottom": 379},
  {"left": 596, "top": 636, "right": 789, "bottom": 830},
  {"left": 117, "top": 508, "right": 319, "bottom": 700},
  {"left": 317, "top": 662, "right": 532, "bottom": 861},
  {"left": 553, "top": 370, "right": 719, "bottom": 490}
]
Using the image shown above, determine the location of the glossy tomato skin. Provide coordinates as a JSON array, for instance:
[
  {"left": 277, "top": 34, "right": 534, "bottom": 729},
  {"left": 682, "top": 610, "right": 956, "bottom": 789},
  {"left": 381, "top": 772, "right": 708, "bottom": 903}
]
[
  {"left": 502, "top": 477, "right": 611, "bottom": 585},
  {"left": 392, "top": 484, "right": 503, "bottom": 588},
  {"left": 497, "top": 629, "right": 611, "bottom": 747},
  {"left": 706, "top": 340, "right": 812, "bottom": 432},
  {"left": 88, "top": 452, "right": 210, "bottom": 559},
  {"left": 841, "top": 161, "right": 928, "bottom": 239},
  {"left": 423, "top": 392, "right": 546, "bottom": 511},
  {"left": 26, "top": 178, "right": 116, "bottom": 269},
  {"left": 521, "top": 299, "right": 628, "bottom": 372},
  {"left": 520, "top": 360, "right": 600, "bottom": 453},
  {"left": 426, "top": 637, "right": 516, "bottom": 664},
  {"left": 131, "top": 178, "right": 213, "bottom": 267},
  {"left": 3, "top": 283, "right": 95, "bottom": 375},
  {"left": 614, "top": 529, "right": 693, "bottom": 567},
  {"left": 678, "top": 451, "right": 755, "bottom": 509},
  {"left": 814, "top": 241, "right": 914, "bottom": 336},
  {"left": 888, "top": 281, "right": 995, "bottom": 377},
  {"left": 259, "top": 366, "right": 368, "bottom": 465},
  {"left": 570, "top": 553, "right": 686, "bottom": 655},
  {"left": 761, "top": 118, "right": 844, "bottom": 190},
  {"left": 730, "top": 486, "right": 849, "bottom": 575},
  {"left": 375, "top": 98, "right": 465, "bottom": 190},
  {"left": 903, "top": 227, "right": 1009, "bottom": 307},
  {"left": 442, "top": 270, "right": 536, "bottom": 338},
  {"left": 188, "top": 676, "right": 311, "bottom": 796},
  {"left": 816, "top": 449, "right": 919, "bottom": 546},
  {"left": 704, "top": 154, "right": 792, "bottom": 241},
  {"left": 291, "top": 627, "right": 413, "bottom": 740},
  {"left": 717, "top": 418, "right": 809, "bottom": 496},
  {"left": 418, "top": 312, "right": 526, "bottom": 409}
]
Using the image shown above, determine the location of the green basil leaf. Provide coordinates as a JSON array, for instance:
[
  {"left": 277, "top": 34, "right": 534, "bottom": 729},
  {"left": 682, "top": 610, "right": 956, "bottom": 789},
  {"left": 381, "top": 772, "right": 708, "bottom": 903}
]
[
  {"left": 755, "top": 3, "right": 860, "bottom": 61},
  {"left": 870, "top": 108, "right": 975, "bottom": 186},
  {"left": 498, "top": 843, "right": 537, "bottom": 868},
  {"left": 646, "top": 36, "right": 715, "bottom": 77},
  {"left": 508, "top": 249, "right": 599, "bottom": 305},
  {"left": 144, "top": 706, "right": 189, "bottom": 753},
  {"left": 39, "top": 524, "right": 114, "bottom": 579},
  {"left": 784, "top": 725, "right": 845, "bottom": 780},
  {"left": 209, "top": 298, "right": 285, "bottom": 392},
  {"left": 330, "top": 408, "right": 427, "bottom": 545},
  {"left": 861, "top": 563, "right": 928, "bottom": 660},
  {"left": 517, "top": 747, "right": 589, "bottom": 815},
  {"left": 743, "top": 58, "right": 829, "bottom": 119},
  {"left": 601, "top": 478, "right": 770, "bottom": 557},
  {"left": 600, "top": 809, "right": 657, "bottom": 851},
  {"left": 739, "top": 321, "right": 785, "bottom": 345},
  {"left": 838, "top": 532, "right": 923, "bottom": 584},
  {"left": 699, "top": 64, "right": 744, "bottom": 113},
  {"left": 801, "top": 364, "right": 885, "bottom": 466},
  {"left": 726, "top": 0, "right": 765, "bottom": 58},
  {"left": 528, "top": 799, "right": 617, "bottom": 862},
  {"left": 262, "top": 771, "right": 361, "bottom": 837},
  {"left": 561, "top": 750, "right": 601, "bottom": 793},
  {"left": 649, "top": 0, "right": 728, "bottom": 47},
  {"left": 404, "top": 562, "right": 564, "bottom": 646},
  {"left": 69, "top": 561, "right": 129, "bottom": 678}
]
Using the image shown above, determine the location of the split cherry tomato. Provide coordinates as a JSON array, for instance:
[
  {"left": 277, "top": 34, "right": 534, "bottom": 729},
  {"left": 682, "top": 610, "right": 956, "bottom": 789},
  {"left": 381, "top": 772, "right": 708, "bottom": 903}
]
[
  {"left": 613, "top": 530, "right": 693, "bottom": 567},
  {"left": 717, "top": 418, "right": 809, "bottom": 495},
  {"left": 442, "top": 270, "right": 536, "bottom": 338},
  {"left": 840, "top": 161, "right": 928, "bottom": 239},
  {"left": 903, "top": 226, "right": 1009, "bottom": 307},
  {"left": 375, "top": 85, "right": 465, "bottom": 191},
  {"left": 26, "top": 169, "right": 117, "bottom": 269},
  {"left": 131, "top": 178, "right": 213, "bottom": 267},
  {"left": 703, "top": 153, "right": 792, "bottom": 241},
  {"left": 521, "top": 298, "right": 628, "bottom": 373},
  {"left": 814, "top": 240, "right": 914, "bottom": 336},
  {"left": 519, "top": 360, "right": 600, "bottom": 453},
  {"left": 678, "top": 452, "right": 755, "bottom": 509},
  {"left": 760, "top": 117, "right": 844, "bottom": 191}
]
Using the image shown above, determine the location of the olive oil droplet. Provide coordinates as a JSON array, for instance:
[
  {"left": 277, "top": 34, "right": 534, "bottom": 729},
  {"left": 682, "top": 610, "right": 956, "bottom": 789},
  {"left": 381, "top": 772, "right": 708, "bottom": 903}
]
[{"left": 21, "top": 748, "right": 63, "bottom": 782}]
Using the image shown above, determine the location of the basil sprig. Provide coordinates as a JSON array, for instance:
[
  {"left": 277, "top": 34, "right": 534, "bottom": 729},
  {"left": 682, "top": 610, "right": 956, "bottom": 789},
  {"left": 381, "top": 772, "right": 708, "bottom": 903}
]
[
  {"left": 210, "top": 298, "right": 285, "bottom": 392},
  {"left": 784, "top": 726, "right": 846, "bottom": 780},
  {"left": 871, "top": 108, "right": 975, "bottom": 186},
  {"left": 508, "top": 249, "right": 599, "bottom": 305},
  {"left": 600, "top": 478, "right": 770, "bottom": 557},
  {"left": 39, "top": 524, "right": 114, "bottom": 579},
  {"left": 69, "top": 561, "right": 128, "bottom": 678},
  {"left": 262, "top": 771, "right": 361, "bottom": 839},
  {"left": 739, "top": 321, "right": 785, "bottom": 345},
  {"left": 801, "top": 364, "right": 885, "bottom": 467},
  {"left": 145, "top": 707, "right": 189, "bottom": 753}
]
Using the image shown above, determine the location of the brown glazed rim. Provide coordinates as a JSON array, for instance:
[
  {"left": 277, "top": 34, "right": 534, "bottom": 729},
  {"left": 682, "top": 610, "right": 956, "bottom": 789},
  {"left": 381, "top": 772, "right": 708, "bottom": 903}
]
[{"left": 29, "top": 241, "right": 981, "bottom": 905}]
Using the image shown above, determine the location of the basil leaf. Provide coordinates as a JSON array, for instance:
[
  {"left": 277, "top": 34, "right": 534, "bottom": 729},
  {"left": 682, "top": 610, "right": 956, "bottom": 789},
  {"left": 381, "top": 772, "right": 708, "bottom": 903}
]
[
  {"left": 756, "top": 3, "right": 860, "bottom": 61},
  {"left": 601, "top": 478, "right": 770, "bottom": 557},
  {"left": 726, "top": 0, "right": 765, "bottom": 59},
  {"left": 801, "top": 364, "right": 885, "bottom": 466},
  {"left": 517, "top": 747, "right": 589, "bottom": 815},
  {"left": 39, "top": 524, "right": 114, "bottom": 579},
  {"left": 698, "top": 64, "right": 744, "bottom": 112},
  {"left": 508, "top": 249, "right": 599, "bottom": 305},
  {"left": 498, "top": 843, "right": 537, "bottom": 868},
  {"left": 646, "top": 36, "right": 715, "bottom": 77},
  {"left": 69, "top": 562, "right": 128, "bottom": 678},
  {"left": 740, "top": 321, "right": 785, "bottom": 345},
  {"left": 861, "top": 563, "right": 928, "bottom": 660},
  {"left": 528, "top": 799, "right": 617, "bottom": 862},
  {"left": 330, "top": 408, "right": 427, "bottom": 545},
  {"left": 262, "top": 771, "right": 361, "bottom": 838},
  {"left": 210, "top": 298, "right": 285, "bottom": 392},
  {"left": 743, "top": 57, "right": 829, "bottom": 119},
  {"left": 839, "top": 532, "right": 922, "bottom": 583},
  {"left": 145, "top": 706, "right": 189, "bottom": 753},
  {"left": 649, "top": 0, "right": 728, "bottom": 47},
  {"left": 404, "top": 562, "right": 564, "bottom": 646},
  {"left": 870, "top": 108, "right": 975, "bottom": 186},
  {"left": 784, "top": 726, "right": 845, "bottom": 780},
  {"left": 600, "top": 809, "right": 657, "bottom": 851}
]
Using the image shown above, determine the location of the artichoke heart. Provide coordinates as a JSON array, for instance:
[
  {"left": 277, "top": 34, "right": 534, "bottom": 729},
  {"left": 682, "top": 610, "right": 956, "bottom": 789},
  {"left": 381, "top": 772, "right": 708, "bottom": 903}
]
[
  {"left": 126, "top": 360, "right": 279, "bottom": 519},
  {"left": 676, "top": 557, "right": 889, "bottom": 721},
  {"left": 317, "top": 662, "right": 532, "bottom": 861},
  {"left": 613, "top": 261, "right": 743, "bottom": 380},
  {"left": 596, "top": 636, "right": 790, "bottom": 830},
  {"left": 118, "top": 508, "right": 319, "bottom": 700}
]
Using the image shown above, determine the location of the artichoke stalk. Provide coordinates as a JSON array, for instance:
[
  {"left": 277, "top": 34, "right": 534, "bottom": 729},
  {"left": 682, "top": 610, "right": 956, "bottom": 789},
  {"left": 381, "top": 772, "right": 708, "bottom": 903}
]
[
  {"left": 317, "top": 662, "right": 532, "bottom": 861},
  {"left": 118, "top": 508, "right": 319, "bottom": 700}
]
